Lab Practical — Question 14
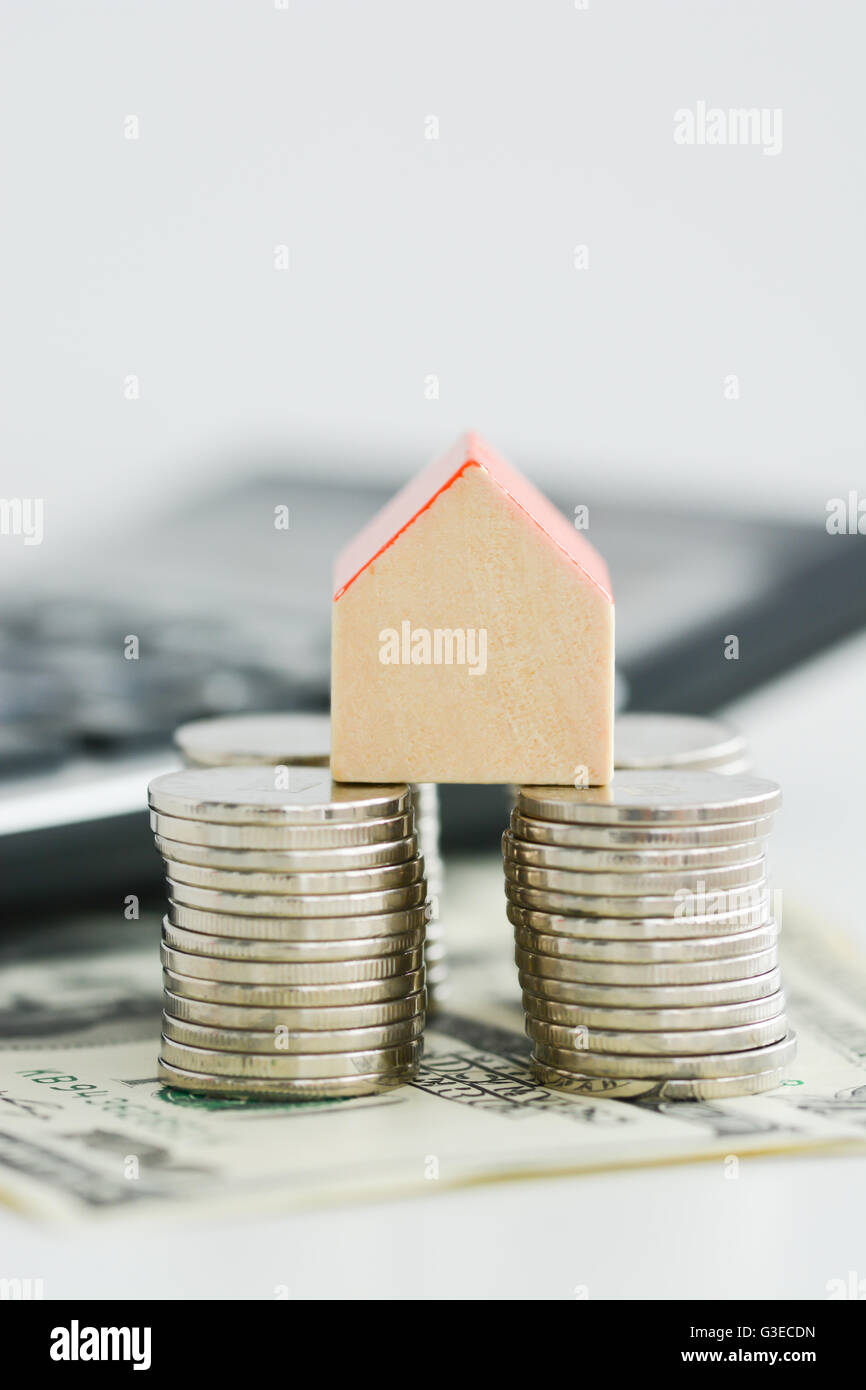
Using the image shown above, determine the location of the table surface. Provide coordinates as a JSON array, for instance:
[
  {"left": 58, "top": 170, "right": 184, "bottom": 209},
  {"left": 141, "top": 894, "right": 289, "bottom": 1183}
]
[{"left": 3, "top": 632, "right": 865, "bottom": 1300}]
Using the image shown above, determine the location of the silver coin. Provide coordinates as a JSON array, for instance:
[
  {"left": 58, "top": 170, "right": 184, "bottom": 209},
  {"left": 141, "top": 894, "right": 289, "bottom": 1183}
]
[
  {"left": 162, "top": 1013, "right": 424, "bottom": 1055},
  {"left": 151, "top": 811, "right": 414, "bottom": 850},
  {"left": 511, "top": 810, "right": 774, "bottom": 850},
  {"left": 160, "top": 1035, "right": 422, "bottom": 1079},
  {"left": 526, "top": 1062, "right": 675, "bottom": 1098},
  {"left": 513, "top": 921, "right": 777, "bottom": 964},
  {"left": 505, "top": 879, "right": 768, "bottom": 920},
  {"left": 158, "top": 1059, "right": 418, "bottom": 1099},
  {"left": 517, "top": 965, "right": 782, "bottom": 1009},
  {"left": 530, "top": 1059, "right": 790, "bottom": 1100},
  {"left": 167, "top": 878, "right": 427, "bottom": 918},
  {"left": 503, "top": 852, "right": 766, "bottom": 897},
  {"left": 503, "top": 831, "right": 764, "bottom": 873},
  {"left": 526, "top": 1013, "right": 788, "bottom": 1056},
  {"left": 148, "top": 766, "right": 411, "bottom": 825},
  {"left": 532, "top": 1030, "right": 797, "bottom": 1079},
  {"left": 163, "top": 965, "right": 426, "bottom": 1008},
  {"left": 649, "top": 1066, "right": 793, "bottom": 1099},
  {"left": 174, "top": 712, "right": 331, "bottom": 767},
  {"left": 160, "top": 941, "right": 422, "bottom": 984},
  {"left": 163, "top": 920, "right": 425, "bottom": 963},
  {"left": 520, "top": 987, "right": 786, "bottom": 1031},
  {"left": 154, "top": 833, "right": 418, "bottom": 873},
  {"left": 163, "top": 856, "right": 425, "bottom": 897},
  {"left": 518, "top": 771, "right": 781, "bottom": 826},
  {"left": 163, "top": 986, "right": 426, "bottom": 1032},
  {"left": 614, "top": 713, "right": 747, "bottom": 770},
  {"left": 168, "top": 900, "right": 430, "bottom": 942},
  {"left": 505, "top": 900, "right": 772, "bottom": 941},
  {"left": 515, "top": 944, "right": 778, "bottom": 986}
]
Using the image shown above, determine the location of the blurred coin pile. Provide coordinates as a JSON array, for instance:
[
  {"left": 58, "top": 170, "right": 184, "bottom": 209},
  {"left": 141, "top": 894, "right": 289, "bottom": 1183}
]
[
  {"left": 148, "top": 764, "right": 428, "bottom": 1098},
  {"left": 412, "top": 782, "right": 447, "bottom": 1004},
  {"left": 613, "top": 712, "right": 751, "bottom": 774},
  {"left": 505, "top": 712, "right": 751, "bottom": 812},
  {"left": 175, "top": 711, "right": 333, "bottom": 770},
  {"left": 175, "top": 714, "right": 448, "bottom": 1008},
  {"left": 505, "top": 756, "right": 796, "bottom": 1099}
]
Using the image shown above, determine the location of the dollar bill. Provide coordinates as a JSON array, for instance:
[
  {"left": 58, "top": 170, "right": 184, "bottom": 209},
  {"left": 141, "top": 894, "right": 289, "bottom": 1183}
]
[{"left": 0, "top": 860, "right": 864, "bottom": 1221}]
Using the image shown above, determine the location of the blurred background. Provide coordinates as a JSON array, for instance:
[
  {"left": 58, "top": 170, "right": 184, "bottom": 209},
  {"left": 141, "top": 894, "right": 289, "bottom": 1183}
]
[
  {"left": 1, "top": 0, "right": 864, "bottom": 906},
  {"left": 2, "top": 0, "right": 864, "bottom": 539}
]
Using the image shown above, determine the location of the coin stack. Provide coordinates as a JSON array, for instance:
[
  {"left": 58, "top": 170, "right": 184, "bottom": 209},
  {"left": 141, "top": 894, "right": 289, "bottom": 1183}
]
[
  {"left": 504, "top": 770, "right": 797, "bottom": 1100},
  {"left": 412, "top": 783, "right": 448, "bottom": 1005},
  {"left": 147, "top": 765, "right": 428, "bottom": 1099},
  {"left": 613, "top": 712, "right": 751, "bottom": 775},
  {"left": 174, "top": 714, "right": 448, "bottom": 1009}
]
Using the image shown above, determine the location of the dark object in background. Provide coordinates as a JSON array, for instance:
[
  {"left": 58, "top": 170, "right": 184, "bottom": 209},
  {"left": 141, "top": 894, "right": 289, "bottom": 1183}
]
[{"left": 1, "top": 471, "right": 863, "bottom": 911}]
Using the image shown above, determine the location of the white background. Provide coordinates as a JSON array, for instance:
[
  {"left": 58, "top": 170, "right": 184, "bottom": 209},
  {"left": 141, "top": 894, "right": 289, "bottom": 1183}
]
[{"left": 2, "top": 0, "right": 864, "bottom": 551}]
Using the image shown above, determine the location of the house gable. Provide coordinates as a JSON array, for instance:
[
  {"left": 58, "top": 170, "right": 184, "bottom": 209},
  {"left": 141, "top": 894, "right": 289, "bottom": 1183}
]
[{"left": 334, "top": 431, "right": 612, "bottom": 605}]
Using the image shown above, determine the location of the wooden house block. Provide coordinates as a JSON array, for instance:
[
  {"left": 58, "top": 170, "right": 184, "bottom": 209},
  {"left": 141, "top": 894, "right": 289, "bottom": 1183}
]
[{"left": 331, "top": 432, "right": 614, "bottom": 785}]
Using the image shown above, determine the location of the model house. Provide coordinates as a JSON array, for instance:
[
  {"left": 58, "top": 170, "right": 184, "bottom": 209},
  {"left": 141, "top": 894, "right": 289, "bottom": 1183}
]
[{"left": 331, "top": 432, "right": 614, "bottom": 785}]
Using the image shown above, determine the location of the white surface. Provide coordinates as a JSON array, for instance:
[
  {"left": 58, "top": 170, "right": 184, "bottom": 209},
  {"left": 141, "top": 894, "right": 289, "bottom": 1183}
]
[
  {"left": 1, "top": 633, "right": 865, "bottom": 1299},
  {"left": 0, "top": 1156, "right": 861, "bottom": 1301},
  {"left": 3, "top": 0, "right": 865, "bottom": 549}
]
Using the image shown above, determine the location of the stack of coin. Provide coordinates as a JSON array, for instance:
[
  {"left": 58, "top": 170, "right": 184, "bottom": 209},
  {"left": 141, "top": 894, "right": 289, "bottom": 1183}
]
[
  {"left": 505, "top": 770, "right": 797, "bottom": 1099},
  {"left": 614, "top": 712, "right": 750, "bottom": 774},
  {"left": 174, "top": 714, "right": 449, "bottom": 1008},
  {"left": 148, "top": 765, "right": 427, "bottom": 1099},
  {"left": 412, "top": 783, "right": 448, "bottom": 1005}
]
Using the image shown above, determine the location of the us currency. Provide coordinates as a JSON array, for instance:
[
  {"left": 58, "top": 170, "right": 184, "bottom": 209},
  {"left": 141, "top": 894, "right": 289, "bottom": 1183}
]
[{"left": 0, "top": 861, "right": 864, "bottom": 1221}]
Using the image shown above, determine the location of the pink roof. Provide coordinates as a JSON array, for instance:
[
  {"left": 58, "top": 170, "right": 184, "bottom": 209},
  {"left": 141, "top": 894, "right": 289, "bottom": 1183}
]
[{"left": 333, "top": 431, "right": 613, "bottom": 603}]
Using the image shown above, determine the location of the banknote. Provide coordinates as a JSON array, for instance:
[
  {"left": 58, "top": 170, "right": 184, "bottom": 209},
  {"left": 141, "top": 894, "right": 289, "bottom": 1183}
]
[{"left": 0, "top": 859, "right": 865, "bottom": 1221}]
